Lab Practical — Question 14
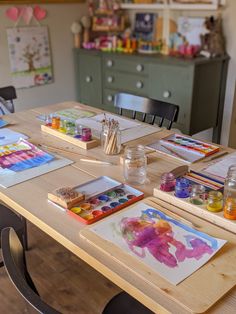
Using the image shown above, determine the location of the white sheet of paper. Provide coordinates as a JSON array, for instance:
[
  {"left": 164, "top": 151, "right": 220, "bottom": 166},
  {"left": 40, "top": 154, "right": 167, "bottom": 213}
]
[
  {"left": 76, "top": 117, "right": 160, "bottom": 144},
  {"left": 88, "top": 202, "right": 226, "bottom": 285},
  {"left": 91, "top": 114, "right": 141, "bottom": 131},
  {"left": 0, "top": 129, "right": 28, "bottom": 145},
  {"left": 204, "top": 152, "right": 236, "bottom": 179},
  {"left": 0, "top": 155, "right": 73, "bottom": 188}
]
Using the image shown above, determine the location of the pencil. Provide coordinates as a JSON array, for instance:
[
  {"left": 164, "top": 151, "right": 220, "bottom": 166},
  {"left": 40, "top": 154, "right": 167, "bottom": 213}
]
[
  {"left": 80, "top": 158, "right": 113, "bottom": 166},
  {"left": 160, "top": 145, "right": 189, "bottom": 161}
]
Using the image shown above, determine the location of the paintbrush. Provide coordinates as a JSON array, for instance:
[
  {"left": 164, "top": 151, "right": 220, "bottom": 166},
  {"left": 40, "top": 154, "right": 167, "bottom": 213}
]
[{"left": 160, "top": 144, "right": 189, "bottom": 161}]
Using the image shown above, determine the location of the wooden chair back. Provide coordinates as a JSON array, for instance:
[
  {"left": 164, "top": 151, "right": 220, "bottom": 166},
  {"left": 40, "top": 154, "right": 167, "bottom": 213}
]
[
  {"left": 114, "top": 93, "right": 179, "bottom": 130},
  {"left": 0, "top": 86, "right": 17, "bottom": 114}
]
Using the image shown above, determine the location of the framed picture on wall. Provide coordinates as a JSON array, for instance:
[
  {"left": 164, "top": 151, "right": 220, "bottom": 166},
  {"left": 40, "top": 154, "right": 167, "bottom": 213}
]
[{"left": 7, "top": 26, "right": 53, "bottom": 89}]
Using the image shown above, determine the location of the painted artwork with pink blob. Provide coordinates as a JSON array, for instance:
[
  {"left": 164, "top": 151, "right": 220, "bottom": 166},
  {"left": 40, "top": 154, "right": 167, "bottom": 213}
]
[
  {"left": 90, "top": 203, "right": 226, "bottom": 285},
  {"left": 0, "top": 139, "right": 53, "bottom": 172}
]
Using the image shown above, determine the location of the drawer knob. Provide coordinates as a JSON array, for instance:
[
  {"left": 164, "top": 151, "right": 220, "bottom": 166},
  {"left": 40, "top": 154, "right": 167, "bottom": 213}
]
[
  {"left": 136, "top": 64, "right": 144, "bottom": 72},
  {"left": 107, "top": 95, "right": 113, "bottom": 102},
  {"left": 107, "top": 60, "right": 113, "bottom": 67},
  {"left": 85, "top": 76, "right": 92, "bottom": 83},
  {"left": 163, "top": 91, "right": 171, "bottom": 98},
  {"left": 107, "top": 76, "right": 114, "bottom": 83},
  {"left": 136, "top": 81, "right": 143, "bottom": 89}
]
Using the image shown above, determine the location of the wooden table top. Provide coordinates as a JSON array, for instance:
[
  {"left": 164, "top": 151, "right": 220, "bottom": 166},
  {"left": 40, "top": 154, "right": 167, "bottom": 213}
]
[{"left": 1, "top": 101, "right": 235, "bottom": 314}]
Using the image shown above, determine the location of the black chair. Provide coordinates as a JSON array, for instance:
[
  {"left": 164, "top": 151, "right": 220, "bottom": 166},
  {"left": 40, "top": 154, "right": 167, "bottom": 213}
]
[
  {"left": 0, "top": 205, "right": 28, "bottom": 268},
  {"left": 1, "top": 228, "right": 153, "bottom": 314},
  {"left": 0, "top": 85, "right": 17, "bottom": 114},
  {"left": 0, "top": 86, "right": 28, "bottom": 268},
  {"left": 114, "top": 93, "right": 179, "bottom": 130}
]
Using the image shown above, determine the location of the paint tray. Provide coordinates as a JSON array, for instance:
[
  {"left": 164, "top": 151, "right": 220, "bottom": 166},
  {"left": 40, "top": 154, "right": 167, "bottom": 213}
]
[{"left": 50, "top": 176, "right": 144, "bottom": 224}]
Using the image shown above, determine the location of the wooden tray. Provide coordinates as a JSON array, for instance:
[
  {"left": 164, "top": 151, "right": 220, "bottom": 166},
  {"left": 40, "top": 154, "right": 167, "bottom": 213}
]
[
  {"left": 41, "top": 125, "right": 99, "bottom": 150},
  {"left": 80, "top": 197, "right": 236, "bottom": 313},
  {"left": 153, "top": 186, "right": 236, "bottom": 234}
]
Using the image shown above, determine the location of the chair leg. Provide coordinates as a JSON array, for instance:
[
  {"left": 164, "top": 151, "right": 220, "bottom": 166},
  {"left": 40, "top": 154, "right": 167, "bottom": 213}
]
[{"left": 20, "top": 216, "right": 28, "bottom": 251}]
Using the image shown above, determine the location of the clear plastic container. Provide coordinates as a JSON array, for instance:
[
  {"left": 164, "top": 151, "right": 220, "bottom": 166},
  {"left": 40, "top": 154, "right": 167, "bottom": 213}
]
[{"left": 123, "top": 145, "right": 147, "bottom": 185}]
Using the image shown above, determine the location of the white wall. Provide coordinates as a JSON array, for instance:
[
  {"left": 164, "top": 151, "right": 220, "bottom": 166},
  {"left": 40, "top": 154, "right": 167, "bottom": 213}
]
[{"left": 0, "top": 3, "right": 87, "bottom": 111}]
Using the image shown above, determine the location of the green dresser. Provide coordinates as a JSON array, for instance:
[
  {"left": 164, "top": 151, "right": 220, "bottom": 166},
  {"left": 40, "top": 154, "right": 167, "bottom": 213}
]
[{"left": 74, "top": 49, "right": 229, "bottom": 142}]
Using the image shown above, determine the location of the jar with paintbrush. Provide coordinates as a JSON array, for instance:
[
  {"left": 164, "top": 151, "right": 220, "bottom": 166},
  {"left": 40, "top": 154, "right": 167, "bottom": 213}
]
[{"left": 101, "top": 115, "right": 121, "bottom": 155}]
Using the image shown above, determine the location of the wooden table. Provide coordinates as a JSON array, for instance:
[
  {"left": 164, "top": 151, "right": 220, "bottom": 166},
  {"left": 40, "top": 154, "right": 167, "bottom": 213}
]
[{"left": 1, "top": 102, "right": 235, "bottom": 314}]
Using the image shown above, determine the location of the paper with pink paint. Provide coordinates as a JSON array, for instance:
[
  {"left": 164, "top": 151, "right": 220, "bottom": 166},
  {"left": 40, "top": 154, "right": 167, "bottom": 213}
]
[{"left": 90, "top": 202, "right": 226, "bottom": 285}]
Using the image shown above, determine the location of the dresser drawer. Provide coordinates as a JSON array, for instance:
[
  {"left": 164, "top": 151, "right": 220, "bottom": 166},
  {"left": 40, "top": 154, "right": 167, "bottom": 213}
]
[
  {"left": 149, "top": 64, "right": 194, "bottom": 125},
  {"left": 103, "top": 89, "right": 116, "bottom": 112},
  {"left": 103, "top": 55, "right": 148, "bottom": 76},
  {"left": 104, "top": 71, "right": 148, "bottom": 96}
]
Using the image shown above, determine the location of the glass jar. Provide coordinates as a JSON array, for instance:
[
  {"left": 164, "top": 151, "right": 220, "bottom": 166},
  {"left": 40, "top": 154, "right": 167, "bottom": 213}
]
[
  {"left": 224, "top": 169, "right": 236, "bottom": 220},
  {"left": 123, "top": 145, "right": 147, "bottom": 185},
  {"left": 52, "top": 116, "right": 60, "bottom": 129},
  {"left": 175, "top": 178, "right": 190, "bottom": 198},
  {"left": 101, "top": 125, "right": 121, "bottom": 155},
  {"left": 190, "top": 184, "right": 206, "bottom": 205},
  {"left": 160, "top": 172, "right": 176, "bottom": 192},
  {"left": 81, "top": 128, "right": 92, "bottom": 142},
  {"left": 207, "top": 191, "right": 223, "bottom": 212}
]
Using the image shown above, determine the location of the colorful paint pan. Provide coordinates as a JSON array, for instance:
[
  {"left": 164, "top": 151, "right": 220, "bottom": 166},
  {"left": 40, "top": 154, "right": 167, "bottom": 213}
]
[
  {"left": 107, "top": 191, "right": 117, "bottom": 198},
  {"left": 115, "top": 189, "right": 125, "bottom": 196},
  {"left": 119, "top": 198, "right": 128, "bottom": 204},
  {"left": 92, "top": 210, "right": 103, "bottom": 217},
  {"left": 70, "top": 207, "right": 82, "bottom": 214},
  {"left": 101, "top": 206, "right": 111, "bottom": 212},
  {"left": 80, "top": 203, "right": 91, "bottom": 211},
  {"left": 98, "top": 195, "right": 110, "bottom": 202},
  {"left": 110, "top": 202, "right": 120, "bottom": 208}
]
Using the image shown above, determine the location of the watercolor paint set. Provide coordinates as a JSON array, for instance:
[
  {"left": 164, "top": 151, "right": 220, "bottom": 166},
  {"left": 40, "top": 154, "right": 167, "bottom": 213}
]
[
  {"left": 161, "top": 134, "right": 219, "bottom": 157},
  {"left": 48, "top": 176, "right": 144, "bottom": 224},
  {"left": 148, "top": 134, "right": 219, "bottom": 163}
]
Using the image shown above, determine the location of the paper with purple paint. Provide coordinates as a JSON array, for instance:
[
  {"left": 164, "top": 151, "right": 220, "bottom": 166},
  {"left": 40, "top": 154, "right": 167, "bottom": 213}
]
[{"left": 90, "top": 202, "right": 226, "bottom": 285}]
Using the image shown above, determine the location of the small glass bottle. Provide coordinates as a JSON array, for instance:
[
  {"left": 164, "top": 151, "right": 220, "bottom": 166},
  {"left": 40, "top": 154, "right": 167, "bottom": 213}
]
[
  {"left": 81, "top": 128, "right": 92, "bottom": 142},
  {"left": 52, "top": 116, "right": 60, "bottom": 129},
  {"left": 123, "top": 145, "right": 147, "bottom": 185},
  {"left": 207, "top": 191, "right": 223, "bottom": 212},
  {"left": 101, "top": 125, "right": 121, "bottom": 155},
  {"left": 190, "top": 184, "right": 206, "bottom": 205},
  {"left": 175, "top": 178, "right": 190, "bottom": 198},
  {"left": 224, "top": 167, "right": 236, "bottom": 219},
  {"left": 160, "top": 172, "right": 176, "bottom": 192}
]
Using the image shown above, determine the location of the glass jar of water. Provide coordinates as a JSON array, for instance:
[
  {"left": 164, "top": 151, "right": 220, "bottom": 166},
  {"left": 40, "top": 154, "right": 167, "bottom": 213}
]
[
  {"left": 123, "top": 145, "right": 147, "bottom": 185},
  {"left": 224, "top": 165, "right": 236, "bottom": 219}
]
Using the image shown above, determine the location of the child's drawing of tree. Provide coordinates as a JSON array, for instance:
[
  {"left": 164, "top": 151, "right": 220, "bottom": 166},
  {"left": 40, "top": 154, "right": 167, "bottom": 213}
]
[{"left": 20, "top": 44, "right": 41, "bottom": 72}]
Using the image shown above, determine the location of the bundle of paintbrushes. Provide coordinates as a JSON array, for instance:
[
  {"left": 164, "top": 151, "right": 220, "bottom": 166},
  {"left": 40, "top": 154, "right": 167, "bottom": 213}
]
[{"left": 101, "top": 114, "right": 121, "bottom": 155}]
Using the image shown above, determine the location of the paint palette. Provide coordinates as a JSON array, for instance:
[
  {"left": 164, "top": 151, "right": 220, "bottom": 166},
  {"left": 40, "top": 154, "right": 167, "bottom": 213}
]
[
  {"left": 161, "top": 134, "right": 219, "bottom": 157},
  {"left": 50, "top": 176, "right": 144, "bottom": 224}
]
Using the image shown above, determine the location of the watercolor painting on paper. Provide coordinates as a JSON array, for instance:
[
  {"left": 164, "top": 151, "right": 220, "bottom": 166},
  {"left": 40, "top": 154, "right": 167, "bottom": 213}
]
[
  {"left": 90, "top": 202, "right": 226, "bottom": 285},
  {"left": 7, "top": 26, "right": 53, "bottom": 88}
]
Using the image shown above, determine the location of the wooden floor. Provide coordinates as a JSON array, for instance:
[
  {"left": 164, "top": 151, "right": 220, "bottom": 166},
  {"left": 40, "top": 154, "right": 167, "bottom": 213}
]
[{"left": 0, "top": 222, "right": 120, "bottom": 314}]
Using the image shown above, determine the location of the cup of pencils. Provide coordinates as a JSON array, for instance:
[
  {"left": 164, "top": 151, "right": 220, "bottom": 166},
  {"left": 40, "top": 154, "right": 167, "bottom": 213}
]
[{"left": 101, "top": 115, "right": 121, "bottom": 155}]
